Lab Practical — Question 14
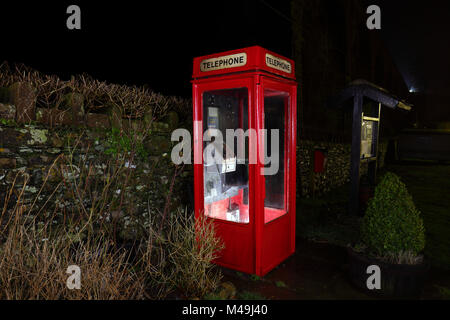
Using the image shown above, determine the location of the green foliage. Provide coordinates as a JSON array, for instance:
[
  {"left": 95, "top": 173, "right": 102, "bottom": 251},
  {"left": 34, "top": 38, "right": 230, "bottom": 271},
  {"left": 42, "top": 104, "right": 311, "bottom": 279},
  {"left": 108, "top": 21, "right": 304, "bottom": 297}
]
[
  {"left": 237, "top": 291, "right": 266, "bottom": 300},
  {"left": 250, "top": 274, "right": 261, "bottom": 281},
  {"left": 105, "top": 127, "right": 148, "bottom": 160},
  {"left": 435, "top": 286, "right": 450, "bottom": 300},
  {"left": 203, "top": 293, "right": 225, "bottom": 300},
  {"left": 361, "top": 172, "right": 425, "bottom": 256},
  {"left": 275, "top": 281, "right": 287, "bottom": 288},
  {"left": 0, "top": 118, "right": 15, "bottom": 126}
]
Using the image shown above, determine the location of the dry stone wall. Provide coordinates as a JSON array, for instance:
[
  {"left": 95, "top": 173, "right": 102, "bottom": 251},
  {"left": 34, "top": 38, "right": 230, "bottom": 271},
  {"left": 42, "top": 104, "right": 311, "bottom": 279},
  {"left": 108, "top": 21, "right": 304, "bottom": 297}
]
[
  {"left": 0, "top": 75, "right": 388, "bottom": 229},
  {"left": 297, "top": 140, "right": 388, "bottom": 197},
  {"left": 0, "top": 80, "right": 191, "bottom": 241}
]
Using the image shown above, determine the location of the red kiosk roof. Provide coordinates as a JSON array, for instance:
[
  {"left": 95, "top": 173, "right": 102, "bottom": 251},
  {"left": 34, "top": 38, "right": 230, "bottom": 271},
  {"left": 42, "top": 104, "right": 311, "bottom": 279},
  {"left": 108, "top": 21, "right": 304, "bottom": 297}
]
[{"left": 193, "top": 46, "right": 296, "bottom": 80}]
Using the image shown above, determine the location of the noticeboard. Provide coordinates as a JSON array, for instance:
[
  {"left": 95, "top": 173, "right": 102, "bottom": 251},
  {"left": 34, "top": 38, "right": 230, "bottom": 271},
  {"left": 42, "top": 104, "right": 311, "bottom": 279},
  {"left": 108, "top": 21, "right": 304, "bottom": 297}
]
[{"left": 361, "top": 119, "right": 375, "bottom": 158}]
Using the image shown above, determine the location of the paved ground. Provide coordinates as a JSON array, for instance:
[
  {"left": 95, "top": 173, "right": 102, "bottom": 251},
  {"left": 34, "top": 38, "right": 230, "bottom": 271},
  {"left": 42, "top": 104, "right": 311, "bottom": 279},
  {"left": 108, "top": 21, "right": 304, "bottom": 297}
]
[
  {"left": 221, "top": 238, "right": 450, "bottom": 300},
  {"left": 217, "top": 162, "right": 450, "bottom": 300}
]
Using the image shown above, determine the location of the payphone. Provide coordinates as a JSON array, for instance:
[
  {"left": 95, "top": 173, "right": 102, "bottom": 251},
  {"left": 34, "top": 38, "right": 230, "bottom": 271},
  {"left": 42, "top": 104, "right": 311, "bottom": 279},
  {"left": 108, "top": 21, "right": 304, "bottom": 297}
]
[{"left": 193, "top": 46, "right": 297, "bottom": 276}]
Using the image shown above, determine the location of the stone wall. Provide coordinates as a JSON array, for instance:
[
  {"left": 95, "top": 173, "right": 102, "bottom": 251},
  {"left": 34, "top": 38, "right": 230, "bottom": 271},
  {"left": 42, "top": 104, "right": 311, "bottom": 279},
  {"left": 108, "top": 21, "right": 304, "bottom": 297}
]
[
  {"left": 1, "top": 75, "right": 389, "bottom": 228},
  {"left": 297, "top": 139, "right": 388, "bottom": 197},
  {"left": 0, "top": 121, "right": 192, "bottom": 240},
  {"left": 0, "top": 80, "right": 191, "bottom": 241}
]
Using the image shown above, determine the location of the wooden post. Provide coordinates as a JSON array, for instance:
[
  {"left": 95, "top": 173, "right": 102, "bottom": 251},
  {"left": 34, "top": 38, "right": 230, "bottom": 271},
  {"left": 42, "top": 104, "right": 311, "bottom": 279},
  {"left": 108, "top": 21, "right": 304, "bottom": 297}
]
[{"left": 350, "top": 94, "right": 363, "bottom": 215}]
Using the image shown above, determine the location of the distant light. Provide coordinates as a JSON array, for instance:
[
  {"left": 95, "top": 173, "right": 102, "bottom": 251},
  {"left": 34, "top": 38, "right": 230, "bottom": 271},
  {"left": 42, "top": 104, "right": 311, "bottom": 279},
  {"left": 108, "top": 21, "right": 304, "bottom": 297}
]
[{"left": 409, "top": 88, "right": 416, "bottom": 93}]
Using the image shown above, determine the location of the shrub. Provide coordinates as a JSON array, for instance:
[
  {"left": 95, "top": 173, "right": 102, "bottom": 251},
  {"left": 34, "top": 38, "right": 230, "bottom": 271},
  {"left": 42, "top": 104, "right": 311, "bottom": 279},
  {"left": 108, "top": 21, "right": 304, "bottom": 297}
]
[
  {"left": 140, "top": 210, "right": 223, "bottom": 299},
  {"left": 361, "top": 172, "right": 425, "bottom": 257},
  {"left": 0, "top": 62, "right": 191, "bottom": 120}
]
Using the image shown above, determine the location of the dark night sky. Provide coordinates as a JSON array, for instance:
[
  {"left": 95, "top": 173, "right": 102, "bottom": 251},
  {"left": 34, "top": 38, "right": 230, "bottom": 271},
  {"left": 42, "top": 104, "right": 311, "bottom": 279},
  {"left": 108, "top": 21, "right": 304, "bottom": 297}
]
[
  {"left": 0, "top": 0, "right": 291, "bottom": 97},
  {"left": 371, "top": 0, "right": 450, "bottom": 94},
  {"left": 0, "top": 1, "right": 448, "bottom": 96}
]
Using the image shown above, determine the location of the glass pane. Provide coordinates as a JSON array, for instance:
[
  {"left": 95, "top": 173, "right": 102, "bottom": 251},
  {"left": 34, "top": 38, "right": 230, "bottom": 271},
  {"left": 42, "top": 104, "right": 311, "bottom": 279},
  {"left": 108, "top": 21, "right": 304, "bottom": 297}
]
[
  {"left": 361, "top": 119, "right": 378, "bottom": 158},
  {"left": 203, "top": 88, "right": 249, "bottom": 224},
  {"left": 264, "top": 89, "right": 288, "bottom": 224}
]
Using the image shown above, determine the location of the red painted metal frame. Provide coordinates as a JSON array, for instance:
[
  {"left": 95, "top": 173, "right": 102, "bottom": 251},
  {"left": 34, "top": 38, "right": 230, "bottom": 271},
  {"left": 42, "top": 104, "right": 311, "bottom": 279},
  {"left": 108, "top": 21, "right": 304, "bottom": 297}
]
[
  {"left": 257, "top": 76, "right": 297, "bottom": 276},
  {"left": 192, "top": 47, "right": 297, "bottom": 276},
  {"left": 193, "top": 76, "right": 257, "bottom": 274}
]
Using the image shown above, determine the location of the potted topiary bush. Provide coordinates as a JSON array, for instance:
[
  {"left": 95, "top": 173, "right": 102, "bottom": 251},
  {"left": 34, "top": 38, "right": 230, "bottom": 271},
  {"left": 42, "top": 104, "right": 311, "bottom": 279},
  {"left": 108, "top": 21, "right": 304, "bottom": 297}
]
[{"left": 348, "top": 172, "right": 428, "bottom": 298}]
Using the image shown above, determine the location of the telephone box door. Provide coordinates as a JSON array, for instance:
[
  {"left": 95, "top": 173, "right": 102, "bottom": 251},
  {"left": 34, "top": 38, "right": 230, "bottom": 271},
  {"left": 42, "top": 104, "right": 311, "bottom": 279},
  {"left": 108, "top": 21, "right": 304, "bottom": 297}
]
[
  {"left": 193, "top": 77, "right": 256, "bottom": 274},
  {"left": 255, "top": 76, "right": 297, "bottom": 276}
]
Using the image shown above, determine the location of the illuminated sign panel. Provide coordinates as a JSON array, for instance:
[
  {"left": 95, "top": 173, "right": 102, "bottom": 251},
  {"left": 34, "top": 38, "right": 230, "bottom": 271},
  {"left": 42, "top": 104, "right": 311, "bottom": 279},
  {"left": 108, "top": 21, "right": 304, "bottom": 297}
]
[
  {"left": 200, "top": 53, "right": 247, "bottom": 72},
  {"left": 265, "top": 53, "right": 292, "bottom": 74}
]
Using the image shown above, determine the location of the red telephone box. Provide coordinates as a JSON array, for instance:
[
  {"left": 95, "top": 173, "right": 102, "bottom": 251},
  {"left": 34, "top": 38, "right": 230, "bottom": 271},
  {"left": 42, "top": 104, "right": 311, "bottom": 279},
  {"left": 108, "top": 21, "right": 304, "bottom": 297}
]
[{"left": 192, "top": 46, "right": 297, "bottom": 276}]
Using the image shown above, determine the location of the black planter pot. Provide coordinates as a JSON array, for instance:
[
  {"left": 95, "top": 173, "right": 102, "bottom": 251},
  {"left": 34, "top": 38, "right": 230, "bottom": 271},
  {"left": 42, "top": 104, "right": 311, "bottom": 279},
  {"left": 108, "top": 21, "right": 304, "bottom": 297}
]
[{"left": 347, "top": 248, "right": 429, "bottom": 299}]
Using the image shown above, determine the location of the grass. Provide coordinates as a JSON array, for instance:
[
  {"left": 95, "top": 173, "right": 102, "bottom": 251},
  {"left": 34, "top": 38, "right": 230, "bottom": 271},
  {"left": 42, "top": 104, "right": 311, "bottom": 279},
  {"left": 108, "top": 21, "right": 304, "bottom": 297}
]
[
  {"left": 0, "top": 140, "right": 223, "bottom": 299},
  {"left": 297, "top": 163, "right": 450, "bottom": 270},
  {"left": 0, "top": 175, "right": 144, "bottom": 299},
  {"left": 386, "top": 163, "right": 450, "bottom": 270},
  {"left": 297, "top": 183, "right": 361, "bottom": 246},
  {"left": 250, "top": 274, "right": 261, "bottom": 282},
  {"left": 205, "top": 290, "right": 266, "bottom": 300},
  {"left": 435, "top": 286, "right": 450, "bottom": 300},
  {"left": 275, "top": 281, "right": 287, "bottom": 288},
  {"left": 237, "top": 291, "right": 266, "bottom": 300},
  {"left": 203, "top": 293, "right": 225, "bottom": 300}
]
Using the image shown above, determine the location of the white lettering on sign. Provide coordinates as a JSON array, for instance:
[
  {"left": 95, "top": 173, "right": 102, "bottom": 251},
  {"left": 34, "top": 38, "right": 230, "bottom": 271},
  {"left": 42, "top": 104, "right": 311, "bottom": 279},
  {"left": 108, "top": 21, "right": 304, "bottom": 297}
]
[
  {"left": 200, "top": 53, "right": 247, "bottom": 72},
  {"left": 265, "top": 53, "right": 292, "bottom": 74}
]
